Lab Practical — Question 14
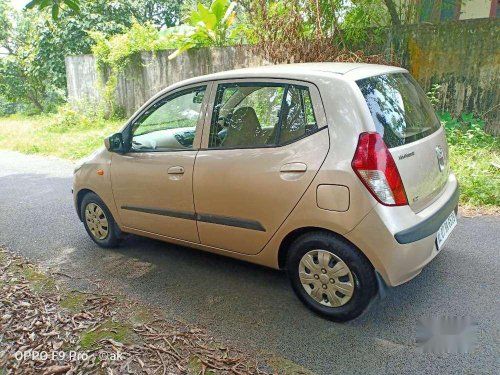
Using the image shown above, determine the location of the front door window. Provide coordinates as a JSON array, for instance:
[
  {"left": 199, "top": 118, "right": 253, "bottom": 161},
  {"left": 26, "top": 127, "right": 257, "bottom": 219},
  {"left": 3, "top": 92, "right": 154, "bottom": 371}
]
[{"left": 131, "top": 87, "right": 206, "bottom": 151}]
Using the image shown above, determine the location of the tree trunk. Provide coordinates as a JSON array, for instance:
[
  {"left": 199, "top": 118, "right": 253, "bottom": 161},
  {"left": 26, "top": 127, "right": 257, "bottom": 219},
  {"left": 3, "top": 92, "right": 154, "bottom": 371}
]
[
  {"left": 26, "top": 93, "right": 44, "bottom": 112},
  {"left": 383, "top": 0, "right": 401, "bottom": 26}
]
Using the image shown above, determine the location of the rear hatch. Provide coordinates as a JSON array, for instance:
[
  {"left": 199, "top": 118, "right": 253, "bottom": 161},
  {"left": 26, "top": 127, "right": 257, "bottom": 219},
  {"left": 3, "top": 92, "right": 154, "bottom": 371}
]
[{"left": 357, "top": 73, "right": 449, "bottom": 212}]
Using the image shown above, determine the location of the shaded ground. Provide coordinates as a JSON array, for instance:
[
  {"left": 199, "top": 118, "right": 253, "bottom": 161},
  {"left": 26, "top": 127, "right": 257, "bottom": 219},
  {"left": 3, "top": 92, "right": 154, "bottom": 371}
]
[{"left": 0, "top": 150, "right": 499, "bottom": 374}]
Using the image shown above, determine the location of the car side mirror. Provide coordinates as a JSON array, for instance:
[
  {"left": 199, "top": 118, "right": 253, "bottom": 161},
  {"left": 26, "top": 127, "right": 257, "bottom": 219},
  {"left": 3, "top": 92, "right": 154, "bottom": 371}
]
[{"left": 104, "top": 133, "right": 125, "bottom": 153}]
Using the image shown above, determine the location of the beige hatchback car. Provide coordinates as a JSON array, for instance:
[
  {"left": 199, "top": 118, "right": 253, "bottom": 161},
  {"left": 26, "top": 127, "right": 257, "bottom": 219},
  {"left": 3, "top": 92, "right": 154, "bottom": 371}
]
[{"left": 73, "top": 63, "right": 459, "bottom": 321}]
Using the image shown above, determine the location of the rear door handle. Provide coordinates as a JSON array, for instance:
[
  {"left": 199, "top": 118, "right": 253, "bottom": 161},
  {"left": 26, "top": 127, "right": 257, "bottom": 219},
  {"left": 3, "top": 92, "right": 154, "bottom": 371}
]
[
  {"left": 280, "top": 163, "right": 307, "bottom": 173},
  {"left": 168, "top": 166, "right": 185, "bottom": 174}
]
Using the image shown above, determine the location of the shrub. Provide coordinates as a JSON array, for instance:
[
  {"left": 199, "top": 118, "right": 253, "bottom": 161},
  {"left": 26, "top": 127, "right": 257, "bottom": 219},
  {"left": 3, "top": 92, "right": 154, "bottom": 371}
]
[
  {"left": 48, "top": 102, "right": 112, "bottom": 133},
  {"left": 440, "top": 112, "right": 500, "bottom": 207}
]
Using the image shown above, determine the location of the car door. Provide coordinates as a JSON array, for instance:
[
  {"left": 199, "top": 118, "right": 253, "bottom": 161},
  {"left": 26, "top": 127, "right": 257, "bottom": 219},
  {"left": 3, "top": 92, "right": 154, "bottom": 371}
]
[
  {"left": 193, "top": 79, "right": 330, "bottom": 255},
  {"left": 110, "top": 84, "right": 210, "bottom": 243}
]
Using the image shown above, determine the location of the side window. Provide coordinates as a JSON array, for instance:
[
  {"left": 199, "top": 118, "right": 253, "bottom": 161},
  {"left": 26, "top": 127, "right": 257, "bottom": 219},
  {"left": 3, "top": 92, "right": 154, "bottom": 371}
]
[
  {"left": 209, "top": 84, "right": 285, "bottom": 148},
  {"left": 131, "top": 86, "right": 206, "bottom": 151},
  {"left": 280, "top": 85, "right": 318, "bottom": 144}
]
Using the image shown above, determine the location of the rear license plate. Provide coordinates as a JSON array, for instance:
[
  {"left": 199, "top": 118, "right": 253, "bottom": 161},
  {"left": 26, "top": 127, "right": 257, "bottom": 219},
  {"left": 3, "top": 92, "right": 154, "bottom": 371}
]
[{"left": 436, "top": 211, "right": 457, "bottom": 251}]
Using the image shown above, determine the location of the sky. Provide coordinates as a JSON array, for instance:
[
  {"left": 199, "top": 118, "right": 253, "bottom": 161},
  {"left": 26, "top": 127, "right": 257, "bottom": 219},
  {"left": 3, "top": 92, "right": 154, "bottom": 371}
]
[{"left": 10, "top": 0, "right": 30, "bottom": 10}]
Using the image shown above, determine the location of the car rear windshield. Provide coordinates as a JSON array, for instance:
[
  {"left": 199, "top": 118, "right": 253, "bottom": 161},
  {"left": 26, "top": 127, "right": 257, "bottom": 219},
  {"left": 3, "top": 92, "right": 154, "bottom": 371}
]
[{"left": 356, "top": 73, "right": 441, "bottom": 148}]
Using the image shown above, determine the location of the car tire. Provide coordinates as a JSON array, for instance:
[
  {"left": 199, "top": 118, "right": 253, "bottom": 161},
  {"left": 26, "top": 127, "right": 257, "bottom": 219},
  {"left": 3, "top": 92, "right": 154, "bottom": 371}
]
[
  {"left": 80, "top": 192, "right": 120, "bottom": 248},
  {"left": 286, "top": 231, "right": 377, "bottom": 321}
]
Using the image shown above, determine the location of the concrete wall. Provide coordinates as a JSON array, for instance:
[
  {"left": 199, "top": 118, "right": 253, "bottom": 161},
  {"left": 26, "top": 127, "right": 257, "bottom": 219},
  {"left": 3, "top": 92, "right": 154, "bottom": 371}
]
[
  {"left": 65, "top": 18, "right": 499, "bottom": 134},
  {"left": 113, "top": 47, "right": 266, "bottom": 116},
  {"left": 65, "top": 54, "right": 102, "bottom": 104},
  {"left": 390, "top": 18, "right": 499, "bottom": 133},
  {"left": 459, "top": 0, "right": 493, "bottom": 19}
]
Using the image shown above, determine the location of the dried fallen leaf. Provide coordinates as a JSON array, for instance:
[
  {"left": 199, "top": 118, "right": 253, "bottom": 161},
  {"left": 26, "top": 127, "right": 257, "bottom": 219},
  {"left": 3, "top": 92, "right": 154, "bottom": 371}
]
[
  {"left": 0, "top": 247, "right": 272, "bottom": 375},
  {"left": 42, "top": 364, "right": 71, "bottom": 374}
]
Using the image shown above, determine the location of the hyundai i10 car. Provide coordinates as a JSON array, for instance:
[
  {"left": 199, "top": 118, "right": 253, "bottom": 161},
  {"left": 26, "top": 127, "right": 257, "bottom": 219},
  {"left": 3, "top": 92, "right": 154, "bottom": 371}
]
[{"left": 73, "top": 63, "right": 459, "bottom": 321}]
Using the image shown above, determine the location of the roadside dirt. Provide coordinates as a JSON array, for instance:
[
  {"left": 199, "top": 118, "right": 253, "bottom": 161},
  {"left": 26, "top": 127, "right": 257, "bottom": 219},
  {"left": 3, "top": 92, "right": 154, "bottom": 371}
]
[
  {"left": 0, "top": 246, "right": 311, "bottom": 375},
  {"left": 458, "top": 206, "right": 500, "bottom": 217}
]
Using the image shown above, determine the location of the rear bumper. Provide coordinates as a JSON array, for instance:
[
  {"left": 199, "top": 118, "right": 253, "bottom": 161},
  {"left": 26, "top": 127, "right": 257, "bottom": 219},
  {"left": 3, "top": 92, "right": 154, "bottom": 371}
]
[
  {"left": 394, "top": 185, "right": 459, "bottom": 244},
  {"left": 345, "top": 173, "right": 459, "bottom": 287}
]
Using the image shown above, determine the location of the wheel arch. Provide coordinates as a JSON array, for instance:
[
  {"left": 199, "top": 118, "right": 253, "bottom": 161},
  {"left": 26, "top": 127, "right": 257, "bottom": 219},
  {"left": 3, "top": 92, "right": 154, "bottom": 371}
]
[
  {"left": 76, "top": 188, "right": 96, "bottom": 221},
  {"left": 277, "top": 226, "right": 375, "bottom": 271}
]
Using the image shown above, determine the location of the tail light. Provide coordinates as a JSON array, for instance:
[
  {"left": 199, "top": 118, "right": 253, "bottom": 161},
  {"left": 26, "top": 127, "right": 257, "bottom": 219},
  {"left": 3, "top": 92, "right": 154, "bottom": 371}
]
[{"left": 352, "top": 132, "right": 408, "bottom": 206}]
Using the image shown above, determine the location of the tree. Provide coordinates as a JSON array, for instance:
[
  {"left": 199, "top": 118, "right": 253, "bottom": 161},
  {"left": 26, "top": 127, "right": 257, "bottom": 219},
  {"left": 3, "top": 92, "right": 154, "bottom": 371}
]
[
  {"left": 135, "top": 0, "right": 183, "bottom": 28},
  {"left": 0, "top": 5, "right": 59, "bottom": 111},
  {"left": 382, "top": 0, "right": 401, "bottom": 25},
  {"left": 0, "top": 0, "right": 184, "bottom": 113},
  {"left": 26, "top": 0, "right": 79, "bottom": 21},
  {"left": 25, "top": 0, "right": 183, "bottom": 27},
  {"left": 0, "top": 0, "right": 10, "bottom": 48}
]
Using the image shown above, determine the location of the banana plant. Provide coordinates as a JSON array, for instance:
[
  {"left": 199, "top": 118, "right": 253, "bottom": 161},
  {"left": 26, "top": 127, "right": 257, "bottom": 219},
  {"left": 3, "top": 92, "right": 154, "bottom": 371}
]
[{"left": 164, "top": 0, "right": 241, "bottom": 59}]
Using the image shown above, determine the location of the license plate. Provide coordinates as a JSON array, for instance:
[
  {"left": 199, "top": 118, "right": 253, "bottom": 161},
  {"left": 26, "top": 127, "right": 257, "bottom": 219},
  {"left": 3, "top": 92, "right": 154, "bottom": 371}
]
[{"left": 436, "top": 211, "right": 457, "bottom": 251}]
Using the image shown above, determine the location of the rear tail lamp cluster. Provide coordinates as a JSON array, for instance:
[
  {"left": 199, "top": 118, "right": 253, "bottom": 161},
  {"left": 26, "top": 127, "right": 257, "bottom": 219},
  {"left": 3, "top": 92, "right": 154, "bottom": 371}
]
[{"left": 351, "top": 132, "right": 408, "bottom": 206}]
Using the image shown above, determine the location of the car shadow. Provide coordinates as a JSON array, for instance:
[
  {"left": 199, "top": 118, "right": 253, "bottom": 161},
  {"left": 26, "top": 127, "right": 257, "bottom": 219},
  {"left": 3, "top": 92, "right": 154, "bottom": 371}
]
[{"left": 68, "top": 228, "right": 453, "bottom": 346}]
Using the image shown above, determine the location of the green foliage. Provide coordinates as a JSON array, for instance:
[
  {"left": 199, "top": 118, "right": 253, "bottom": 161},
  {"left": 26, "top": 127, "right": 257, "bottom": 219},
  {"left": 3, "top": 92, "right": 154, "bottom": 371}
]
[
  {"left": 90, "top": 22, "right": 177, "bottom": 73},
  {"left": 0, "top": 96, "right": 19, "bottom": 116},
  {"left": 80, "top": 320, "right": 132, "bottom": 350},
  {"left": 90, "top": 22, "right": 177, "bottom": 116},
  {"left": 0, "top": 0, "right": 184, "bottom": 115},
  {"left": 26, "top": 0, "right": 80, "bottom": 21},
  {"left": 89, "top": 0, "right": 247, "bottom": 112},
  {"left": 0, "top": 6, "right": 65, "bottom": 113},
  {"left": 167, "top": 0, "right": 243, "bottom": 59},
  {"left": 26, "top": 0, "right": 182, "bottom": 27},
  {"left": 47, "top": 102, "right": 108, "bottom": 132},
  {"left": 342, "top": 0, "right": 388, "bottom": 47},
  {"left": 440, "top": 112, "right": 500, "bottom": 207},
  {"left": 0, "top": 0, "right": 10, "bottom": 45},
  {"left": 427, "top": 83, "right": 442, "bottom": 108}
]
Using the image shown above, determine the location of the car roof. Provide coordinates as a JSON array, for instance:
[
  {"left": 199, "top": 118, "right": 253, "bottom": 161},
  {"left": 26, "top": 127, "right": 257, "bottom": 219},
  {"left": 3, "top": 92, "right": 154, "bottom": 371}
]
[
  {"left": 201, "top": 62, "right": 405, "bottom": 77},
  {"left": 161, "top": 63, "right": 406, "bottom": 91},
  {"left": 205, "top": 62, "right": 367, "bottom": 76},
  {"left": 141, "top": 62, "right": 407, "bottom": 115}
]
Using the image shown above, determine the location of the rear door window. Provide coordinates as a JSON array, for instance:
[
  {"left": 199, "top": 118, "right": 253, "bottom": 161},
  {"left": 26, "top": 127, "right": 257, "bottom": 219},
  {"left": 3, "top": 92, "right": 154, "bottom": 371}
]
[
  {"left": 209, "top": 82, "right": 320, "bottom": 149},
  {"left": 280, "top": 85, "right": 318, "bottom": 144},
  {"left": 209, "top": 83, "right": 285, "bottom": 148},
  {"left": 357, "top": 73, "right": 441, "bottom": 148}
]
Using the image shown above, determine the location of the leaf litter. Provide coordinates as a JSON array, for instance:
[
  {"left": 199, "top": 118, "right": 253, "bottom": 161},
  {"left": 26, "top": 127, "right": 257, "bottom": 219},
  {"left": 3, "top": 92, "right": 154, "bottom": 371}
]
[{"left": 0, "top": 246, "right": 301, "bottom": 375}]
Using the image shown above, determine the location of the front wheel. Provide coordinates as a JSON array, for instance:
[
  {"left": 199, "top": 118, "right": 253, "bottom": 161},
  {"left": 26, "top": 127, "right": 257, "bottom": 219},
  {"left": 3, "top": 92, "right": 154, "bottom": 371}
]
[
  {"left": 286, "top": 232, "right": 377, "bottom": 321},
  {"left": 80, "top": 192, "right": 120, "bottom": 248}
]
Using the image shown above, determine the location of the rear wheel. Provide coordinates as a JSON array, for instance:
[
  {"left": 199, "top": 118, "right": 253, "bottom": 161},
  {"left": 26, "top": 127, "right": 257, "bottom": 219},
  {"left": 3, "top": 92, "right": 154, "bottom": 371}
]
[
  {"left": 286, "top": 232, "right": 377, "bottom": 321},
  {"left": 80, "top": 192, "right": 119, "bottom": 248}
]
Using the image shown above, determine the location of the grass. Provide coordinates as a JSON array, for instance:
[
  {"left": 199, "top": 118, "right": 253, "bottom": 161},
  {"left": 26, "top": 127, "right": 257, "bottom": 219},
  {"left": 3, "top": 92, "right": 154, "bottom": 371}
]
[
  {"left": 18, "top": 266, "right": 57, "bottom": 293},
  {"left": 439, "top": 112, "right": 499, "bottom": 210},
  {"left": 79, "top": 319, "right": 134, "bottom": 350},
  {"left": 0, "top": 110, "right": 498, "bottom": 210},
  {"left": 60, "top": 291, "right": 88, "bottom": 312},
  {"left": 0, "top": 112, "right": 123, "bottom": 160}
]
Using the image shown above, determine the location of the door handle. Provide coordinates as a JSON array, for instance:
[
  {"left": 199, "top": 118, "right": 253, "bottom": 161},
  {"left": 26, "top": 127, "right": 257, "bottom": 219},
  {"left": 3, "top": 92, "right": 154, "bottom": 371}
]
[
  {"left": 168, "top": 166, "right": 185, "bottom": 174},
  {"left": 280, "top": 163, "right": 307, "bottom": 173}
]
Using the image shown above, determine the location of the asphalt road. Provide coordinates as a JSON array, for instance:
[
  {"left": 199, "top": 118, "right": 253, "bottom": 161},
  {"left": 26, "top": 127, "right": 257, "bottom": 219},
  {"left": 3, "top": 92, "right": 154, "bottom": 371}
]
[{"left": 0, "top": 150, "right": 499, "bottom": 375}]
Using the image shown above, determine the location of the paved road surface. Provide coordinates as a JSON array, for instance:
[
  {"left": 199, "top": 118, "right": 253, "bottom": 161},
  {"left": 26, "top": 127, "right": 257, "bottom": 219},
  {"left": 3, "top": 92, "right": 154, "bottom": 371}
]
[{"left": 0, "top": 150, "right": 498, "bottom": 374}]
